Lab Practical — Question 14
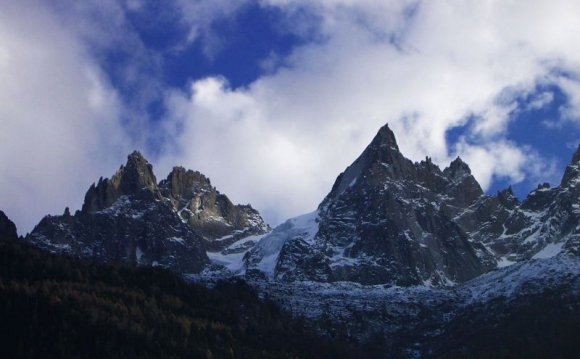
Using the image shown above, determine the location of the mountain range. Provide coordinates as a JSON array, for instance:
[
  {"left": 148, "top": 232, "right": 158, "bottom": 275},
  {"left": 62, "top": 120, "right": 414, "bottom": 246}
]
[
  {"left": 1, "top": 123, "right": 579, "bottom": 357},
  {"left": 243, "top": 124, "right": 579, "bottom": 286}
]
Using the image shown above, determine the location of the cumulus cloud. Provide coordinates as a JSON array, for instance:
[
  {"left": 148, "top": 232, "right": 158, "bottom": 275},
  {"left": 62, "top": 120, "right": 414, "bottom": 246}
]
[
  {"left": 0, "top": 2, "right": 131, "bottom": 233},
  {"left": 175, "top": 0, "right": 251, "bottom": 59},
  {"left": 3, "top": 0, "right": 580, "bottom": 232},
  {"left": 453, "top": 140, "right": 560, "bottom": 191},
  {"left": 555, "top": 75, "right": 580, "bottom": 126},
  {"left": 161, "top": 0, "right": 580, "bottom": 225}
]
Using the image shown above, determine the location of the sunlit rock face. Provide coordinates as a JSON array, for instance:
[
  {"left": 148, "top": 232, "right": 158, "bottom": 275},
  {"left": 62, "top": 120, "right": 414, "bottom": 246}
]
[{"left": 160, "top": 166, "right": 270, "bottom": 251}]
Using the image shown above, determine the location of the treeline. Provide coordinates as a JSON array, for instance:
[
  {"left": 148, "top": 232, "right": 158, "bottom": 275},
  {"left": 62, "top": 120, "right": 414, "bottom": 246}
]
[{"left": 0, "top": 240, "right": 364, "bottom": 359}]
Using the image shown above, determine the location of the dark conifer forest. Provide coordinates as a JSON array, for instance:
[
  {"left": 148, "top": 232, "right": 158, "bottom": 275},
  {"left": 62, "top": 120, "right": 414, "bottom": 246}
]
[
  {"left": 1, "top": 239, "right": 579, "bottom": 358},
  {"left": 0, "top": 240, "right": 363, "bottom": 359}
]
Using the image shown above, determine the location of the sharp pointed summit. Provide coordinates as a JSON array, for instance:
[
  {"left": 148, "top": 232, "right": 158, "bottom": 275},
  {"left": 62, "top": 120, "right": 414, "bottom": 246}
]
[
  {"left": 369, "top": 123, "right": 399, "bottom": 152},
  {"left": 245, "top": 123, "right": 579, "bottom": 287},
  {"left": 561, "top": 144, "right": 580, "bottom": 187},
  {"left": 82, "top": 151, "right": 160, "bottom": 213},
  {"left": 120, "top": 151, "right": 158, "bottom": 194},
  {"left": 0, "top": 211, "right": 18, "bottom": 241},
  {"left": 444, "top": 156, "right": 472, "bottom": 178},
  {"left": 27, "top": 150, "right": 271, "bottom": 274},
  {"left": 250, "top": 123, "right": 496, "bottom": 286},
  {"left": 325, "top": 124, "right": 416, "bottom": 200},
  {"left": 572, "top": 144, "right": 580, "bottom": 164}
]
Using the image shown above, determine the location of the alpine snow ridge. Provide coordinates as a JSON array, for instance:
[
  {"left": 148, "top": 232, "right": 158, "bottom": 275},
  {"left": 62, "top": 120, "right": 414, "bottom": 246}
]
[
  {"left": 243, "top": 124, "right": 579, "bottom": 286},
  {"left": 5, "top": 125, "right": 579, "bottom": 357},
  {"left": 26, "top": 151, "right": 269, "bottom": 273}
]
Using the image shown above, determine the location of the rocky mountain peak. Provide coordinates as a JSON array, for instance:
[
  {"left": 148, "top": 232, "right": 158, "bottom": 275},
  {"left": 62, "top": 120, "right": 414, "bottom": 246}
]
[
  {"left": 430, "top": 156, "right": 481, "bottom": 207},
  {"left": 117, "top": 151, "right": 158, "bottom": 194},
  {"left": 161, "top": 166, "right": 212, "bottom": 201},
  {"left": 561, "top": 144, "right": 580, "bottom": 187},
  {"left": 369, "top": 123, "right": 399, "bottom": 152},
  {"left": 281, "top": 124, "right": 496, "bottom": 286},
  {"left": 443, "top": 156, "right": 471, "bottom": 182},
  {"left": 418, "top": 156, "right": 438, "bottom": 171},
  {"left": 572, "top": 144, "right": 580, "bottom": 164},
  {"left": 160, "top": 166, "right": 270, "bottom": 248},
  {"left": 82, "top": 151, "right": 159, "bottom": 213},
  {"left": 325, "top": 124, "right": 416, "bottom": 200},
  {"left": 0, "top": 211, "right": 18, "bottom": 241},
  {"left": 497, "top": 185, "right": 519, "bottom": 208},
  {"left": 443, "top": 157, "right": 472, "bottom": 179}
]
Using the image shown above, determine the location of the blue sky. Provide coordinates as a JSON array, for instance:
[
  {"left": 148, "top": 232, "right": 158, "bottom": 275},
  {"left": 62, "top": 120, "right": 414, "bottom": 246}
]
[{"left": 1, "top": 0, "right": 579, "bottom": 233}]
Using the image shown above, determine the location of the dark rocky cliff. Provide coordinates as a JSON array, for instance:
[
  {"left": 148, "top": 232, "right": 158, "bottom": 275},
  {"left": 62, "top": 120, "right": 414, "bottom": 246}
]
[
  {"left": 0, "top": 211, "right": 18, "bottom": 241},
  {"left": 246, "top": 125, "right": 579, "bottom": 286},
  {"left": 160, "top": 167, "right": 269, "bottom": 251},
  {"left": 26, "top": 152, "right": 270, "bottom": 273}
]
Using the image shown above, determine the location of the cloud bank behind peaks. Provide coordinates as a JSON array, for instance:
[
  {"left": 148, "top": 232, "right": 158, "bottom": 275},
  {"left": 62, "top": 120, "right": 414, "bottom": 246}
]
[
  {"left": 0, "top": 2, "right": 130, "bottom": 233},
  {"left": 1, "top": 0, "right": 579, "bottom": 232},
  {"left": 163, "top": 0, "right": 580, "bottom": 224}
]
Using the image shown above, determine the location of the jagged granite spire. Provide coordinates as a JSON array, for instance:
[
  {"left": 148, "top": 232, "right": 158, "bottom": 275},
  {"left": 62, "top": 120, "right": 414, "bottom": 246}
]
[
  {"left": 444, "top": 157, "right": 471, "bottom": 180},
  {"left": 248, "top": 126, "right": 580, "bottom": 286},
  {"left": 497, "top": 185, "right": 519, "bottom": 209},
  {"left": 161, "top": 166, "right": 212, "bottom": 200},
  {"left": 325, "top": 124, "right": 415, "bottom": 200},
  {"left": 118, "top": 151, "right": 158, "bottom": 194},
  {"left": 369, "top": 123, "right": 399, "bottom": 151},
  {"left": 29, "top": 151, "right": 209, "bottom": 273},
  {"left": 561, "top": 144, "right": 580, "bottom": 187},
  {"left": 0, "top": 211, "right": 18, "bottom": 241},
  {"left": 27, "top": 151, "right": 272, "bottom": 273},
  {"left": 259, "top": 123, "right": 495, "bottom": 286},
  {"left": 82, "top": 151, "right": 159, "bottom": 213},
  {"left": 159, "top": 167, "right": 270, "bottom": 250},
  {"left": 572, "top": 144, "right": 580, "bottom": 164},
  {"left": 442, "top": 156, "right": 483, "bottom": 207}
]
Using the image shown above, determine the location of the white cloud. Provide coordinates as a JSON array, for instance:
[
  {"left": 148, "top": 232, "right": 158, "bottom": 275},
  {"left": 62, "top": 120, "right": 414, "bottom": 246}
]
[
  {"left": 161, "top": 0, "right": 580, "bottom": 225},
  {"left": 527, "top": 91, "right": 554, "bottom": 111},
  {"left": 175, "top": 0, "right": 250, "bottom": 59},
  {"left": 0, "top": 2, "right": 131, "bottom": 233},
  {"left": 453, "top": 140, "right": 559, "bottom": 190},
  {"left": 3, "top": 0, "right": 580, "bottom": 232},
  {"left": 160, "top": 77, "right": 331, "bottom": 224},
  {"left": 556, "top": 75, "right": 580, "bottom": 125}
]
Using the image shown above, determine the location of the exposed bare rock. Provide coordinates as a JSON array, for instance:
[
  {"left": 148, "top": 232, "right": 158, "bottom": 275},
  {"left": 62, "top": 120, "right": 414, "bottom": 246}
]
[
  {"left": 160, "top": 167, "right": 270, "bottom": 251},
  {"left": 0, "top": 211, "right": 18, "bottom": 241}
]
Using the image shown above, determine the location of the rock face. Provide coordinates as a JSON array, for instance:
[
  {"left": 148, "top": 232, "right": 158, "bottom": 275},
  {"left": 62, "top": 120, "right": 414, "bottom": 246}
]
[
  {"left": 0, "top": 211, "right": 18, "bottom": 241},
  {"left": 160, "top": 167, "right": 270, "bottom": 251},
  {"left": 458, "top": 144, "right": 580, "bottom": 261},
  {"left": 26, "top": 151, "right": 270, "bottom": 273},
  {"left": 245, "top": 125, "right": 579, "bottom": 286},
  {"left": 81, "top": 151, "right": 160, "bottom": 213}
]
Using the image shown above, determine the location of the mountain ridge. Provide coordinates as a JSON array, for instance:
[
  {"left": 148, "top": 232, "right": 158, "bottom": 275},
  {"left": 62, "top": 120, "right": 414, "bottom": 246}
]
[
  {"left": 242, "top": 124, "right": 578, "bottom": 286},
  {"left": 16, "top": 125, "right": 580, "bottom": 286},
  {"left": 2, "top": 124, "right": 579, "bottom": 357},
  {"left": 25, "top": 151, "right": 269, "bottom": 273}
]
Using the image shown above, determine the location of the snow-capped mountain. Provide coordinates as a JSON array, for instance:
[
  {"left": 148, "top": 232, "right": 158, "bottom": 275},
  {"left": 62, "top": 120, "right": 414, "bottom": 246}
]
[
  {"left": 26, "top": 151, "right": 269, "bottom": 273},
  {"left": 194, "top": 126, "right": 578, "bottom": 355},
  {"left": 240, "top": 124, "right": 579, "bottom": 286},
  {"left": 3, "top": 123, "right": 579, "bottom": 357}
]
